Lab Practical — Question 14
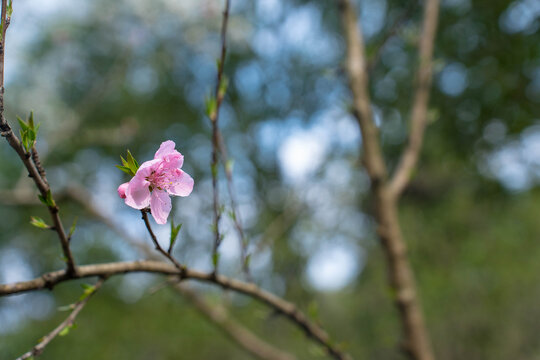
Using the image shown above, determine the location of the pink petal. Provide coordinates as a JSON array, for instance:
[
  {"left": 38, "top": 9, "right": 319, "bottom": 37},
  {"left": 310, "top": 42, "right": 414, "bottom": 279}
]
[
  {"left": 167, "top": 169, "right": 194, "bottom": 197},
  {"left": 162, "top": 152, "right": 184, "bottom": 169},
  {"left": 137, "top": 159, "right": 161, "bottom": 176},
  {"left": 155, "top": 141, "right": 184, "bottom": 168},
  {"left": 125, "top": 174, "right": 151, "bottom": 209},
  {"left": 155, "top": 140, "right": 176, "bottom": 159},
  {"left": 150, "top": 189, "right": 172, "bottom": 224},
  {"left": 117, "top": 182, "right": 129, "bottom": 199}
]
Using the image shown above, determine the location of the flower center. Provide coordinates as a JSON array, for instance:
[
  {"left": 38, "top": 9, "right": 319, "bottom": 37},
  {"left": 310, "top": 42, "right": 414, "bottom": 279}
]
[{"left": 146, "top": 170, "right": 174, "bottom": 191}]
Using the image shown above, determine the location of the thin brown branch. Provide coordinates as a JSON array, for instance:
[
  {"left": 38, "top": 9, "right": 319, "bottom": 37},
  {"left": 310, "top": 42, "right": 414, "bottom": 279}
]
[
  {"left": 389, "top": 0, "right": 440, "bottom": 198},
  {"left": 217, "top": 133, "right": 251, "bottom": 279},
  {"left": 209, "top": 0, "right": 232, "bottom": 273},
  {"left": 15, "top": 277, "right": 106, "bottom": 360},
  {"left": 173, "top": 283, "right": 297, "bottom": 360},
  {"left": 0, "top": 2, "right": 76, "bottom": 275},
  {"left": 0, "top": 260, "right": 351, "bottom": 360},
  {"left": 31, "top": 145, "right": 48, "bottom": 182},
  {"left": 140, "top": 209, "right": 186, "bottom": 274}
]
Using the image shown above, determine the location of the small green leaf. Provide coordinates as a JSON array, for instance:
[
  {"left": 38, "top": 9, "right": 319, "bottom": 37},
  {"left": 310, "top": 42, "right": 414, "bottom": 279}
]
[
  {"left": 28, "top": 111, "right": 35, "bottom": 129},
  {"left": 41, "top": 190, "right": 56, "bottom": 207},
  {"left": 59, "top": 326, "right": 70, "bottom": 337},
  {"left": 79, "top": 283, "right": 95, "bottom": 301},
  {"left": 80, "top": 283, "right": 95, "bottom": 291},
  {"left": 225, "top": 159, "right": 234, "bottom": 174},
  {"left": 211, "top": 162, "right": 218, "bottom": 178},
  {"left": 205, "top": 96, "right": 217, "bottom": 119},
  {"left": 120, "top": 155, "right": 128, "bottom": 167},
  {"left": 218, "top": 204, "right": 225, "bottom": 215},
  {"left": 17, "top": 116, "right": 29, "bottom": 131},
  {"left": 218, "top": 76, "right": 228, "bottom": 98},
  {"left": 169, "top": 221, "right": 182, "bottom": 254},
  {"left": 58, "top": 304, "right": 75, "bottom": 312},
  {"left": 30, "top": 216, "right": 50, "bottom": 229},
  {"left": 68, "top": 217, "right": 78, "bottom": 238},
  {"left": 126, "top": 150, "right": 139, "bottom": 171},
  {"left": 212, "top": 252, "right": 220, "bottom": 268},
  {"left": 117, "top": 150, "right": 139, "bottom": 176},
  {"left": 7, "top": 0, "right": 13, "bottom": 17},
  {"left": 115, "top": 165, "right": 134, "bottom": 176},
  {"left": 17, "top": 112, "right": 40, "bottom": 151},
  {"left": 38, "top": 194, "right": 47, "bottom": 206},
  {"left": 243, "top": 253, "right": 251, "bottom": 268}
]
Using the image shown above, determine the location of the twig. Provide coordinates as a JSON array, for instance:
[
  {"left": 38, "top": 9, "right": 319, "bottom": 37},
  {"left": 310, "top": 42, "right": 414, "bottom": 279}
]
[
  {"left": 0, "top": 0, "right": 77, "bottom": 275},
  {"left": 389, "top": 0, "right": 440, "bottom": 198},
  {"left": 15, "top": 277, "right": 106, "bottom": 360},
  {"left": 217, "top": 133, "right": 251, "bottom": 280},
  {"left": 140, "top": 209, "right": 186, "bottom": 275},
  {"left": 172, "top": 283, "right": 297, "bottom": 360},
  {"left": 0, "top": 260, "right": 351, "bottom": 360}
]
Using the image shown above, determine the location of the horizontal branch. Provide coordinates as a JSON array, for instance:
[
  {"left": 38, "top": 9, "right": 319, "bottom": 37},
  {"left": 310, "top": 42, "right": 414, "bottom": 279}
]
[{"left": 0, "top": 260, "right": 351, "bottom": 360}]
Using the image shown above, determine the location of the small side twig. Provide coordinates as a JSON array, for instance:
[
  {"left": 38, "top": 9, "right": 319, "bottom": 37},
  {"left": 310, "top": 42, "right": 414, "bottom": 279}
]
[
  {"left": 140, "top": 209, "right": 186, "bottom": 276},
  {"left": 15, "top": 277, "right": 106, "bottom": 360},
  {"left": 217, "top": 133, "right": 251, "bottom": 280}
]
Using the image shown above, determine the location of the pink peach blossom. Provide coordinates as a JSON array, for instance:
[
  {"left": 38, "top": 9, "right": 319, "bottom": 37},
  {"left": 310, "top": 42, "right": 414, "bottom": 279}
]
[{"left": 117, "top": 140, "right": 194, "bottom": 224}]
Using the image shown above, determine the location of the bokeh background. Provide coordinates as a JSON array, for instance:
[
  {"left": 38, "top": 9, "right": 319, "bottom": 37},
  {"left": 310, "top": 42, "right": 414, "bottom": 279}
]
[{"left": 1, "top": 0, "right": 540, "bottom": 359}]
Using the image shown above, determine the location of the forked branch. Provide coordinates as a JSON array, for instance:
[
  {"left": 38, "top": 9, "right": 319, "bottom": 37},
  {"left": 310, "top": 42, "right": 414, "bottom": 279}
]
[{"left": 338, "top": 1, "right": 438, "bottom": 359}]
